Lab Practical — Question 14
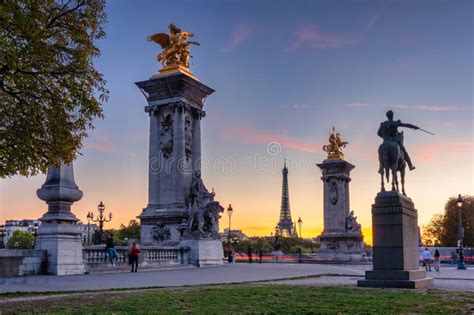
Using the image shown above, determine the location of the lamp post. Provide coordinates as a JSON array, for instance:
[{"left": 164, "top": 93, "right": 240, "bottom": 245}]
[
  {"left": 456, "top": 194, "right": 466, "bottom": 270},
  {"left": 297, "top": 217, "right": 303, "bottom": 238},
  {"left": 90, "top": 201, "right": 112, "bottom": 235},
  {"left": 227, "top": 204, "right": 233, "bottom": 249},
  {"left": 86, "top": 211, "right": 94, "bottom": 246}
]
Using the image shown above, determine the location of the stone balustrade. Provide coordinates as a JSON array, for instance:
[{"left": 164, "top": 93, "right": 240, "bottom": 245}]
[{"left": 83, "top": 245, "right": 190, "bottom": 271}]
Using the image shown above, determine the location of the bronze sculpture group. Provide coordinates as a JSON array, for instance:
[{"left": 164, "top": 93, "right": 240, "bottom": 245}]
[{"left": 148, "top": 23, "right": 200, "bottom": 72}]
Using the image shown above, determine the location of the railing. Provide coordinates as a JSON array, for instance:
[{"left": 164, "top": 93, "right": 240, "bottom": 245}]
[{"left": 83, "top": 246, "right": 190, "bottom": 270}]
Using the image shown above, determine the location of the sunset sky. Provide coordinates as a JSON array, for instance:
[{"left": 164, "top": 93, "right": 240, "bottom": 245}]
[{"left": 1, "top": 0, "right": 472, "bottom": 242}]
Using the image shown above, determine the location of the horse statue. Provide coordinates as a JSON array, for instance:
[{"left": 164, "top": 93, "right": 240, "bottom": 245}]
[
  {"left": 377, "top": 110, "right": 433, "bottom": 195},
  {"left": 378, "top": 131, "right": 407, "bottom": 195}
]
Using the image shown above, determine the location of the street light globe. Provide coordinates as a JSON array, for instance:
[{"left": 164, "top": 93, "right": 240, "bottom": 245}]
[
  {"left": 98, "top": 201, "right": 105, "bottom": 213},
  {"left": 227, "top": 204, "right": 233, "bottom": 217},
  {"left": 456, "top": 194, "right": 464, "bottom": 208}
]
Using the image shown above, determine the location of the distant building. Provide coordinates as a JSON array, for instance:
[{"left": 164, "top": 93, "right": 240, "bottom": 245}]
[
  {"left": 1, "top": 219, "right": 98, "bottom": 247},
  {"left": 3, "top": 219, "right": 41, "bottom": 247},
  {"left": 221, "top": 229, "right": 248, "bottom": 241},
  {"left": 0, "top": 225, "right": 5, "bottom": 248},
  {"left": 276, "top": 161, "right": 296, "bottom": 237}
]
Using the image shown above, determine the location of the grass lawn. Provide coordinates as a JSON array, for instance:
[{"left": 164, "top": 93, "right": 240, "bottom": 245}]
[{"left": 0, "top": 285, "right": 473, "bottom": 314}]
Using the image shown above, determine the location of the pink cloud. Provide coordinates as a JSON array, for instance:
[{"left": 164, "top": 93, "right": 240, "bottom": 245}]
[
  {"left": 411, "top": 142, "right": 472, "bottom": 164},
  {"left": 387, "top": 104, "right": 465, "bottom": 112},
  {"left": 285, "top": 4, "right": 385, "bottom": 52},
  {"left": 83, "top": 131, "right": 117, "bottom": 154},
  {"left": 220, "top": 23, "right": 253, "bottom": 52},
  {"left": 343, "top": 102, "right": 466, "bottom": 112},
  {"left": 221, "top": 125, "right": 320, "bottom": 154}
]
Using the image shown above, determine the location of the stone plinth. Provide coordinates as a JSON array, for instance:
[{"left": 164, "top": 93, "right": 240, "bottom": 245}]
[
  {"left": 357, "top": 191, "right": 433, "bottom": 288},
  {"left": 35, "top": 162, "right": 85, "bottom": 275},
  {"left": 0, "top": 249, "right": 46, "bottom": 276},
  {"left": 179, "top": 239, "right": 223, "bottom": 267},
  {"left": 317, "top": 159, "right": 365, "bottom": 261},
  {"left": 135, "top": 72, "right": 215, "bottom": 245}
]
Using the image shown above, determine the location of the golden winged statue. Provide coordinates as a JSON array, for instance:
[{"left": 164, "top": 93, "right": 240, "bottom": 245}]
[
  {"left": 147, "top": 23, "right": 200, "bottom": 77},
  {"left": 322, "top": 127, "right": 349, "bottom": 160}
]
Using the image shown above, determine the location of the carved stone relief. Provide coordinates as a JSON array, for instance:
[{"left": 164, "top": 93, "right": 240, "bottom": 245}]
[{"left": 160, "top": 113, "right": 174, "bottom": 159}]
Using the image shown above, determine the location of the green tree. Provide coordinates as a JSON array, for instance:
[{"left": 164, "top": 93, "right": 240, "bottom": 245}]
[
  {"left": 118, "top": 220, "right": 141, "bottom": 241},
  {"left": 422, "top": 214, "right": 444, "bottom": 246},
  {"left": 422, "top": 195, "right": 473, "bottom": 247},
  {"left": 6, "top": 230, "right": 34, "bottom": 249},
  {"left": 0, "top": 0, "right": 108, "bottom": 177}
]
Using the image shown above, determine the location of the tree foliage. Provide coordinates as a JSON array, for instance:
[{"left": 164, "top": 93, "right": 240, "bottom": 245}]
[
  {"left": 422, "top": 195, "right": 473, "bottom": 247},
  {"left": 118, "top": 220, "right": 141, "bottom": 241},
  {"left": 0, "top": 0, "right": 108, "bottom": 177},
  {"left": 226, "top": 236, "right": 320, "bottom": 254},
  {"left": 6, "top": 230, "right": 34, "bottom": 249}
]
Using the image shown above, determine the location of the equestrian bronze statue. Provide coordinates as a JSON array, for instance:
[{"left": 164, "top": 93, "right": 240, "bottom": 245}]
[{"left": 377, "top": 110, "right": 433, "bottom": 195}]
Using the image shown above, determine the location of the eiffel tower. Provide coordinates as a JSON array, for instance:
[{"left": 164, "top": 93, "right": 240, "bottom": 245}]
[{"left": 276, "top": 161, "right": 296, "bottom": 237}]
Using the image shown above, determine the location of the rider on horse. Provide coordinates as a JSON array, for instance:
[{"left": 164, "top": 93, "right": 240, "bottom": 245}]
[{"left": 377, "top": 110, "right": 419, "bottom": 171}]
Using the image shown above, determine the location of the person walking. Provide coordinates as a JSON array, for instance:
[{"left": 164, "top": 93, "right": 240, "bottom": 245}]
[
  {"left": 422, "top": 248, "right": 432, "bottom": 272},
  {"left": 247, "top": 246, "right": 253, "bottom": 263},
  {"left": 129, "top": 242, "right": 140, "bottom": 272},
  {"left": 105, "top": 233, "right": 117, "bottom": 267},
  {"left": 434, "top": 249, "right": 441, "bottom": 272},
  {"left": 258, "top": 248, "right": 263, "bottom": 264}
]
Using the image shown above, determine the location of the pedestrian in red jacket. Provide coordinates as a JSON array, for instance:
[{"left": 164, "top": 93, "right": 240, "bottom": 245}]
[{"left": 129, "top": 242, "right": 140, "bottom": 272}]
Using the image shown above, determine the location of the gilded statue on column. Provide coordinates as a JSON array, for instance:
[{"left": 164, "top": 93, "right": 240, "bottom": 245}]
[
  {"left": 322, "top": 127, "right": 348, "bottom": 160},
  {"left": 148, "top": 23, "right": 200, "bottom": 77}
]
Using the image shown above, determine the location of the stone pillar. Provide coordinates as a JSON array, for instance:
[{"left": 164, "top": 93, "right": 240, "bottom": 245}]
[
  {"left": 192, "top": 112, "right": 202, "bottom": 174},
  {"left": 172, "top": 105, "right": 186, "bottom": 205},
  {"left": 358, "top": 192, "right": 433, "bottom": 288},
  {"left": 34, "top": 162, "right": 85, "bottom": 275},
  {"left": 317, "top": 159, "right": 365, "bottom": 261},
  {"left": 136, "top": 72, "right": 215, "bottom": 245},
  {"left": 148, "top": 109, "right": 160, "bottom": 206}
]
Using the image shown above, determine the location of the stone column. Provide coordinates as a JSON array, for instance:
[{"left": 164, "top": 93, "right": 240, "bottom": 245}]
[
  {"left": 34, "top": 162, "right": 85, "bottom": 275},
  {"left": 172, "top": 104, "right": 186, "bottom": 205},
  {"left": 317, "top": 159, "right": 364, "bottom": 261},
  {"left": 192, "top": 110, "right": 202, "bottom": 174},
  {"left": 148, "top": 109, "right": 160, "bottom": 207},
  {"left": 358, "top": 192, "right": 433, "bottom": 288},
  {"left": 135, "top": 72, "right": 215, "bottom": 245}
]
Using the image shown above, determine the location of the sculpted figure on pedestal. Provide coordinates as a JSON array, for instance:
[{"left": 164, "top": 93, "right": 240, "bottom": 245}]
[
  {"left": 346, "top": 210, "right": 361, "bottom": 234},
  {"left": 148, "top": 23, "right": 200, "bottom": 72},
  {"left": 186, "top": 171, "right": 223, "bottom": 238},
  {"left": 323, "top": 127, "right": 348, "bottom": 160}
]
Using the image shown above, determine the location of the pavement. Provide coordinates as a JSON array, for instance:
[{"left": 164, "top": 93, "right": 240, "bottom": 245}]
[{"left": 0, "top": 264, "right": 472, "bottom": 294}]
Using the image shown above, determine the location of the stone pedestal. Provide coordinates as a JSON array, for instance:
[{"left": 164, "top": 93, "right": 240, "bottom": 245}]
[
  {"left": 357, "top": 191, "right": 433, "bottom": 288},
  {"left": 35, "top": 162, "right": 85, "bottom": 275},
  {"left": 180, "top": 239, "right": 223, "bottom": 267},
  {"left": 135, "top": 72, "right": 214, "bottom": 245},
  {"left": 317, "top": 159, "right": 365, "bottom": 261}
]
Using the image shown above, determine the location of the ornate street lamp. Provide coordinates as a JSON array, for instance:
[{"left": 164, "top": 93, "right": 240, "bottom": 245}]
[
  {"left": 227, "top": 204, "right": 233, "bottom": 248},
  {"left": 90, "top": 201, "right": 112, "bottom": 235},
  {"left": 456, "top": 194, "right": 466, "bottom": 270},
  {"left": 297, "top": 217, "right": 303, "bottom": 238},
  {"left": 86, "top": 211, "right": 94, "bottom": 246}
]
